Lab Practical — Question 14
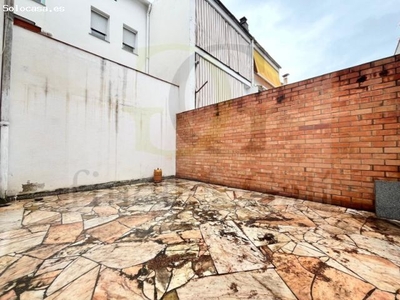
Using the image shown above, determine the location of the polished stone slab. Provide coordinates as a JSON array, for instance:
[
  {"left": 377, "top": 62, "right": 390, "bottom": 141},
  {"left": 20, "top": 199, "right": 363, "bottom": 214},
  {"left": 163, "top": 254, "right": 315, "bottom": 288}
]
[
  {"left": 44, "top": 222, "right": 83, "bottom": 244},
  {"left": 46, "top": 266, "right": 99, "bottom": 300},
  {"left": 0, "top": 209, "right": 24, "bottom": 233},
  {"left": 177, "top": 269, "right": 297, "bottom": 300},
  {"left": 46, "top": 257, "right": 98, "bottom": 296},
  {"left": 0, "top": 256, "right": 43, "bottom": 291},
  {"left": 0, "top": 231, "right": 47, "bottom": 256},
  {"left": 22, "top": 210, "right": 61, "bottom": 226},
  {"left": 0, "top": 179, "right": 398, "bottom": 300},
  {"left": 83, "top": 242, "right": 164, "bottom": 269},
  {"left": 200, "top": 221, "right": 265, "bottom": 274},
  {"left": 93, "top": 268, "right": 145, "bottom": 300},
  {"left": 61, "top": 212, "right": 82, "bottom": 224}
]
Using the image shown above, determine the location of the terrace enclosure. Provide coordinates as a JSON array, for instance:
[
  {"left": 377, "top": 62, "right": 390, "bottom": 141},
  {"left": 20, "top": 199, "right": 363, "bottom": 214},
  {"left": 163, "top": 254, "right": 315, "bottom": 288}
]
[{"left": 177, "top": 55, "right": 400, "bottom": 211}]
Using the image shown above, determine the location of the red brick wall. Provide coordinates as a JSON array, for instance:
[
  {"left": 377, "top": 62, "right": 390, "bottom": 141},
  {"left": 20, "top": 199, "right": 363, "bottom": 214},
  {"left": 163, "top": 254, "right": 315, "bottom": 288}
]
[{"left": 176, "top": 55, "right": 400, "bottom": 211}]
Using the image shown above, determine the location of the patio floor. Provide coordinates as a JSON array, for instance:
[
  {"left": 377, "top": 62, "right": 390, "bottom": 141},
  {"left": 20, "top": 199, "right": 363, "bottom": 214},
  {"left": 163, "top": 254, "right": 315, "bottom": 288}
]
[{"left": 0, "top": 178, "right": 399, "bottom": 300}]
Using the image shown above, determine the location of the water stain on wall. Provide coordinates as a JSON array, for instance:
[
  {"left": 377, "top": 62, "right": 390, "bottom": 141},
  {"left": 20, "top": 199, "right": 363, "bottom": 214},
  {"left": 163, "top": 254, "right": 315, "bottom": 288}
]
[
  {"left": 100, "top": 59, "right": 106, "bottom": 103},
  {"left": 122, "top": 68, "right": 128, "bottom": 104},
  {"left": 108, "top": 81, "right": 112, "bottom": 121},
  {"left": 115, "top": 94, "right": 119, "bottom": 134}
]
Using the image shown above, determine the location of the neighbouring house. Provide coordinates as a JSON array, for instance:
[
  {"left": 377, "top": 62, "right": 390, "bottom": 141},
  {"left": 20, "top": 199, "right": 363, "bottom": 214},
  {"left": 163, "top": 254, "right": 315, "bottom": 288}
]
[
  {"left": 13, "top": 0, "right": 151, "bottom": 72},
  {"left": 395, "top": 39, "right": 400, "bottom": 55},
  {"left": 0, "top": 0, "right": 281, "bottom": 200},
  {"left": 253, "top": 41, "right": 282, "bottom": 90},
  {"left": 149, "top": 0, "right": 281, "bottom": 111}
]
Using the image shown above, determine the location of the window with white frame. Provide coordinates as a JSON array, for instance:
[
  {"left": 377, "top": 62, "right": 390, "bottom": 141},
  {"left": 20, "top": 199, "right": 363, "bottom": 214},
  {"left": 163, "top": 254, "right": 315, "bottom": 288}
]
[
  {"left": 91, "top": 8, "right": 109, "bottom": 41},
  {"left": 122, "top": 26, "right": 137, "bottom": 53}
]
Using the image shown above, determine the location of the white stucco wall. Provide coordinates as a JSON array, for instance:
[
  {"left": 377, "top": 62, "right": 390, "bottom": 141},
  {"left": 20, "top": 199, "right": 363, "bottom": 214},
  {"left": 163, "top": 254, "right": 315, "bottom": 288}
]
[
  {"left": 7, "top": 25, "right": 179, "bottom": 195},
  {"left": 149, "top": 0, "right": 196, "bottom": 112},
  {"left": 12, "top": 0, "right": 148, "bottom": 71},
  {"left": 0, "top": 0, "right": 4, "bottom": 73}
]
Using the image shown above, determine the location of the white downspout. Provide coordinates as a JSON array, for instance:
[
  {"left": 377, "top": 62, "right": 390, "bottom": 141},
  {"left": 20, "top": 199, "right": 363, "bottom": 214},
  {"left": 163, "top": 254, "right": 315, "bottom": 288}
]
[
  {"left": 251, "top": 39, "right": 255, "bottom": 87},
  {"left": 146, "top": 3, "right": 152, "bottom": 74},
  {"left": 0, "top": 0, "right": 13, "bottom": 201}
]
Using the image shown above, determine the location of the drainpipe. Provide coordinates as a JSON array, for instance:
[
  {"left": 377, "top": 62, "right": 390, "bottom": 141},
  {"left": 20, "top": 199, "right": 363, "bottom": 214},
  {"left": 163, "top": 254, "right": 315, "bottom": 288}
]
[
  {"left": 146, "top": 2, "right": 152, "bottom": 74},
  {"left": 0, "top": 0, "right": 13, "bottom": 201},
  {"left": 251, "top": 39, "right": 255, "bottom": 87}
]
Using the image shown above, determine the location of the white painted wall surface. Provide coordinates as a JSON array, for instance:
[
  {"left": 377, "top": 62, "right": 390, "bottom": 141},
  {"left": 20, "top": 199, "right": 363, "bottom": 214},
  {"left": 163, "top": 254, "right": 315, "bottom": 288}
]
[
  {"left": 149, "top": 0, "right": 196, "bottom": 112},
  {"left": 13, "top": 0, "right": 148, "bottom": 71},
  {"left": 254, "top": 74, "right": 274, "bottom": 90},
  {"left": 7, "top": 26, "right": 179, "bottom": 195},
  {"left": 0, "top": 0, "right": 4, "bottom": 73}
]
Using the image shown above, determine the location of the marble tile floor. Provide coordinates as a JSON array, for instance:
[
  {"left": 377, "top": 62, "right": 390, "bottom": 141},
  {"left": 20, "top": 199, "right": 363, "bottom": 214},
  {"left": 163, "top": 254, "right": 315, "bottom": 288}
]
[{"left": 0, "top": 178, "right": 399, "bottom": 300}]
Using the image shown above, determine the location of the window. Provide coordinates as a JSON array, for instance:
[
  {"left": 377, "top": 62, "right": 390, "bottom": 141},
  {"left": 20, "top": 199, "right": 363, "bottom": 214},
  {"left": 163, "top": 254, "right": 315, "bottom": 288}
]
[
  {"left": 91, "top": 8, "right": 109, "bottom": 41},
  {"left": 122, "top": 26, "right": 137, "bottom": 53}
]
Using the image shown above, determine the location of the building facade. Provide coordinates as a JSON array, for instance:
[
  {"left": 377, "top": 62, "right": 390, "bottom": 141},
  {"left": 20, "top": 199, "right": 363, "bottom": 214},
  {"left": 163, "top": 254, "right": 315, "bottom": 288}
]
[
  {"left": 149, "top": 0, "right": 281, "bottom": 111},
  {"left": 12, "top": 0, "right": 151, "bottom": 71},
  {"left": 11, "top": 0, "right": 281, "bottom": 112}
]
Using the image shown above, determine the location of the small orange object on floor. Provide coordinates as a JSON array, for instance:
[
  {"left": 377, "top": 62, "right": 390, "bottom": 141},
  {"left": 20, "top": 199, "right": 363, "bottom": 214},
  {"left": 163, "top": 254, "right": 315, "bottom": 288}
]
[{"left": 154, "top": 168, "right": 162, "bottom": 183}]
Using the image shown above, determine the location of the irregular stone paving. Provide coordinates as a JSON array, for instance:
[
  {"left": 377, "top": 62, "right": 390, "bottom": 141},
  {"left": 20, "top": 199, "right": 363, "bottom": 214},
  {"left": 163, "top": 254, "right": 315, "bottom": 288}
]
[{"left": 0, "top": 179, "right": 399, "bottom": 300}]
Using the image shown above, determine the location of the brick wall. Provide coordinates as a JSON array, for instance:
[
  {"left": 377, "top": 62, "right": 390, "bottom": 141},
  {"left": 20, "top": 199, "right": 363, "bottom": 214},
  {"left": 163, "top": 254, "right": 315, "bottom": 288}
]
[{"left": 176, "top": 55, "right": 400, "bottom": 211}]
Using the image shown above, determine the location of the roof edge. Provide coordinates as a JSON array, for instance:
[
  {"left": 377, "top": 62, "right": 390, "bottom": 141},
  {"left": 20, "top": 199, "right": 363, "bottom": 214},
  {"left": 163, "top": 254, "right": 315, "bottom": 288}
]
[{"left": 254, "top": 41, "right": 281, "bottom": 69}]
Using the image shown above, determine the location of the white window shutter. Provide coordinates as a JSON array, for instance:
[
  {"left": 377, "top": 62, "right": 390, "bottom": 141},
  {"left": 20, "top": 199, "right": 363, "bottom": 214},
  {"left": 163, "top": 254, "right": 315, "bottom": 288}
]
[
  {"left": 123, "top": 28, "right": 136, "bottom": 48},
  {"left": 91, "top": 11, "right": 108, "bottom": 35}
]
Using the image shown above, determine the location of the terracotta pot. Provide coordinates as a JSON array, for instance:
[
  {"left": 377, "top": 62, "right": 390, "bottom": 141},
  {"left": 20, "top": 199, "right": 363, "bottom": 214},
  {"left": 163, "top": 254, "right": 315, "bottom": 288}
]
[{"left": 154, "top": 168, "right": 162, "bottom": 183}]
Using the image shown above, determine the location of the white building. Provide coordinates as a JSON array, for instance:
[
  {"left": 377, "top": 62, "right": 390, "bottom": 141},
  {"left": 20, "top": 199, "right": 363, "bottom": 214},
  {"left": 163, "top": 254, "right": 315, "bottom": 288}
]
[
  {"left": 0, "top": 0, "right": 281, "bottom": 199},
  {"left": 149, "top": 0, "right": 281, "bottom": 111},
  {"left": 12, "top": 0, "right": 151, "bottom": 71},
  {"left": 395, "top": 40, "right": 400, "bottom": 55}
]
